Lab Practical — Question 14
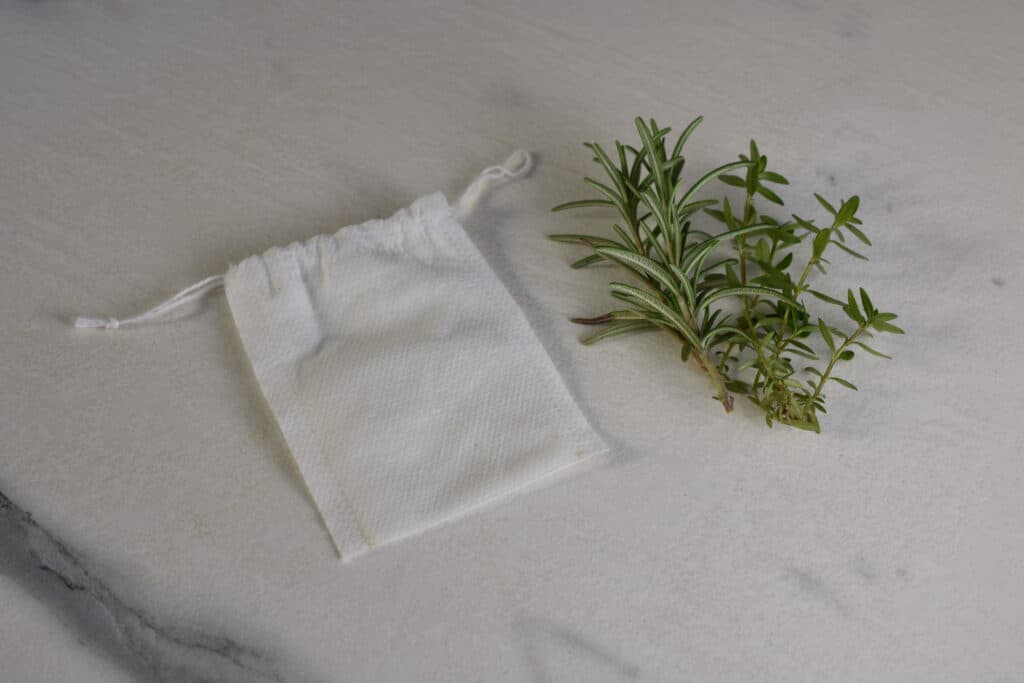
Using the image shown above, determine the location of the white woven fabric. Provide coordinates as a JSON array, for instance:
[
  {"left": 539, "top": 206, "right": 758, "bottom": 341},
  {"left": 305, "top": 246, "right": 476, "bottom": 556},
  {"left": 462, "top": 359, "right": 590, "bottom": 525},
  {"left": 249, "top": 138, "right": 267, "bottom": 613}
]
[{"left": 222, "top": 176, "right": 607, "bottom": 560}]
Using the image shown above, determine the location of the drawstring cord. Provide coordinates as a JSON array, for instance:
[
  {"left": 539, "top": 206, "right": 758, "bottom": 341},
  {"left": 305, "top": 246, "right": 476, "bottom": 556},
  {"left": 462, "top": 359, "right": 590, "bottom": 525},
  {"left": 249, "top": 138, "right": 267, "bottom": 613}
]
[
  {"left": 73, "top": 149, "right": 530, "bottom": 331},
  {"left": 73, "top": 274, "right": 225, "bottom": 330},
  {"left": 455, "top": 149, "right": 532, "bottom": 220}
]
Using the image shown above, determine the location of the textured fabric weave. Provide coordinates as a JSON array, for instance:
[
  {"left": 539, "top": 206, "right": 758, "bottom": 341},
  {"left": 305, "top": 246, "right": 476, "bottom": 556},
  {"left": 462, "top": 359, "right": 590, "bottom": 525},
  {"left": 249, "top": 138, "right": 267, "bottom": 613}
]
[{"left": 225, "top": 192, "right": 607, "bottom": 560}]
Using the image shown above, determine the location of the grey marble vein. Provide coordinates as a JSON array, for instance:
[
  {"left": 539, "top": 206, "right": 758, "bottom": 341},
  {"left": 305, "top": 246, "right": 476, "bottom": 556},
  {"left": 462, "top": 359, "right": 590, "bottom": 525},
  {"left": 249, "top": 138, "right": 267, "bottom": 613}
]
[
  {"left": 0, "top": 489, "right": 295, "bottom": 683},
  {"left": 516, "top": 615, "right": 640, "bottom": 682}
]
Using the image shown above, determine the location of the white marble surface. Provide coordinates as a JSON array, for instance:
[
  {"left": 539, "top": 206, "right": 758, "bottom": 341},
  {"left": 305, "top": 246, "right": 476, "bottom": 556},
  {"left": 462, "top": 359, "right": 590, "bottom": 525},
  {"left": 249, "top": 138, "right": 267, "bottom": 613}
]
[{"left": 2, "top": 0, "right": 1022, "bottom": 680}]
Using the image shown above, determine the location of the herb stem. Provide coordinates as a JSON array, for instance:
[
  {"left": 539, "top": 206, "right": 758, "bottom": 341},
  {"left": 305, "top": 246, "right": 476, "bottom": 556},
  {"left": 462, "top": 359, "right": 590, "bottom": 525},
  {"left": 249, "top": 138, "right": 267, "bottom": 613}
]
[
  {"left": 675, "top": 305, "right": 734, "bottom": 412},
  {"left": 809, "top": 322, "right": 867, "bottom": 403},
  {"left": 691, "top": 346, "right": 734, "bottom": 412}
]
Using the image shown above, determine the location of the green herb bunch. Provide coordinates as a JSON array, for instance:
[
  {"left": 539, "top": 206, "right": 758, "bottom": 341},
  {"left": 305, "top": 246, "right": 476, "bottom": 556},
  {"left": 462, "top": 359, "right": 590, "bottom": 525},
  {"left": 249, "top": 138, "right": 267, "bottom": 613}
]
[{"left": 552, "top": 117, "right": 903, "bottom": 432}]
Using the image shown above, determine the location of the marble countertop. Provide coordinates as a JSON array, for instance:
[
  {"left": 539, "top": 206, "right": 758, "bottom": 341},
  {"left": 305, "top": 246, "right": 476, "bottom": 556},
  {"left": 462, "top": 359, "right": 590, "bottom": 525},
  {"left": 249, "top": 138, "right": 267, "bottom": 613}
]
[{"left": 2, "top": 1, "right": 1022, "bottom": 680}]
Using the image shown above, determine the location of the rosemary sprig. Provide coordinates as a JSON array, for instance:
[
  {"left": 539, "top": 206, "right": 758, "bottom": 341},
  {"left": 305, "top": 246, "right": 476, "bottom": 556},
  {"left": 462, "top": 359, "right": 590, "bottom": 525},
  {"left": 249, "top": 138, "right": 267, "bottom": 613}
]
[{"left": 552, "top": 116, "right": 903, "bottom": 432}]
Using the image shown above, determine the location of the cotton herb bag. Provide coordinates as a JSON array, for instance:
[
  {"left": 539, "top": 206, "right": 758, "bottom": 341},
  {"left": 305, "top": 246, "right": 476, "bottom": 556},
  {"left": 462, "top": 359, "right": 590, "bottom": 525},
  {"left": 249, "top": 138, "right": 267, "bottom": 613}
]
[{"left": 75, "top": 152, "right": 608, "bottom": 560}]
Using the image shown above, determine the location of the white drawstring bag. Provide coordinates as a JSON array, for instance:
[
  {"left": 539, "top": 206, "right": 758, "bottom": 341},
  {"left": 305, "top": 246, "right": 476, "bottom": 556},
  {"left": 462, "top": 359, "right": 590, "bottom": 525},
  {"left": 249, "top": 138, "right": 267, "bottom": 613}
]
[{"left": 75, "top": 151, "right": 608, "bottom": 561}]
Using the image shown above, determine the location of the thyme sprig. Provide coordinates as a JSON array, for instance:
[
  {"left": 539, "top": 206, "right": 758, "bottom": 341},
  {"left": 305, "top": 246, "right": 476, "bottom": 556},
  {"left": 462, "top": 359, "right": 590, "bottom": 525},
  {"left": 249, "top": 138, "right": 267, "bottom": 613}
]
[{"left": 552, "top": 117, "right": 903, "bottom": 432}]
